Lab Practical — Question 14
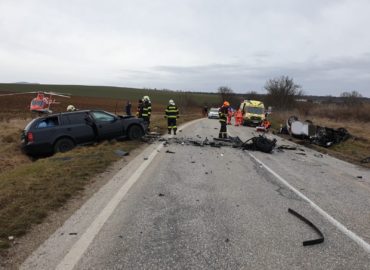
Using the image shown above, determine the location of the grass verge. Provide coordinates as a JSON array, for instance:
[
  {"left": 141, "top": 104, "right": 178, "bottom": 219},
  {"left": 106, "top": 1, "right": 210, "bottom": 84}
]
[
  {"left": 269, "top": 112, "right": 370, "bottom": 168},
  {"left": 0, "top": 113, "right": 201, "bottom": 251}
]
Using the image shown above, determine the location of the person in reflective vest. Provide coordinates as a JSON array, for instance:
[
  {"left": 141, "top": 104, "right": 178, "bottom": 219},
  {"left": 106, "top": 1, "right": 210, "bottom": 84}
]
[
  {"left": 235, "top": 108, "right": 243, "bottom": 126},
  {"left": 142, "top": 96, "right": 151, "bottom": 131},
  {"left": 165, "top": 99, "right": 179, "bottom": 135},
  {"left": 218, "top": 101, "right": 229, "bottom": 138}
]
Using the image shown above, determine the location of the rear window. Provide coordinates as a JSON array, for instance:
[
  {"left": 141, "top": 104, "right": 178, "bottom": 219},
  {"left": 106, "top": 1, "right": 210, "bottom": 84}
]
[{"left": 36, "top": 116, "right": 59, "bottom": 129}]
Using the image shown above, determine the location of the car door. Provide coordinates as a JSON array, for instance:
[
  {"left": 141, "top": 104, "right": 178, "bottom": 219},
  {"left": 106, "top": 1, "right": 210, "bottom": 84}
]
[
  {"left": 61, "top": 113, "right": 96, "bottom": 143},
  {"left": 90, "top": 111, "right": 123, "bottom": 140}
]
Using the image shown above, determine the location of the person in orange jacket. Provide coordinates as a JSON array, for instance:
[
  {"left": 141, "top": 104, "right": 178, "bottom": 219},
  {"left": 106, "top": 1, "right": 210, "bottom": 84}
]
[
  {"left": 235, "top": 108, "right": 243, "bottom": 126},
  {"left": 262, "top": 118, "right": 271, "bottom": 129}
]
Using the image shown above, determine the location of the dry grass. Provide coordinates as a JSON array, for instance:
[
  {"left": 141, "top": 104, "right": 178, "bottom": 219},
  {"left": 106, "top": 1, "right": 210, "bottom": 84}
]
[{"left": 0, "top": 119, "right": 33, "bottom": 174}]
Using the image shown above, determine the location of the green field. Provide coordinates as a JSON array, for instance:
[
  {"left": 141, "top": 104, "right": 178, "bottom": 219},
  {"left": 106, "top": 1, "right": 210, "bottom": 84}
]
[{"left": 0, "top": 83, "right": 221, "bottom": 107}]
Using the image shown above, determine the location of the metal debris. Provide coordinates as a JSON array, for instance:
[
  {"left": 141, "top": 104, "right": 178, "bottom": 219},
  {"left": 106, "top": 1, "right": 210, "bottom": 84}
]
[
  {"left": 277, "top": 145, "right": 297, "bottom": 151},
  {"left": 158, "top": 193, "right": 165, "bottom": 197},
  {"left": 241, "top": 136, "right": 277, "bottom": 153},
  {"left": 288, "top": 208, "right": 324, "bottom": 246},
  {"left": 114, "top": 149, "right": 129, "bottom": 157},
  {"left": 360, "top": 157, "right": 370, "bottom": 163},
  {"left": 165, "top": 150, "right": 175, "bottom": 154}
]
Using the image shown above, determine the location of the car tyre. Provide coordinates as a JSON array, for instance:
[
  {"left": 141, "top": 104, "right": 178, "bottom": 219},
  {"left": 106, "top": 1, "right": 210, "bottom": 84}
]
[
  {"left": 128, "top": 125, "right": 144, "bottom": 140},
  {"left": 54, "top": 138, "right": 75, "bottom": 153}
]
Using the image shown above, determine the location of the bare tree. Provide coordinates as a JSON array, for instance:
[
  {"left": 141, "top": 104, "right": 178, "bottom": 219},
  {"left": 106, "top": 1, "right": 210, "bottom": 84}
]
[
  {"left": 217, "top": 86, "right": 239, "bottom": 107},
  {"left": 245, "top": 91, "right": 260, "bottom": 100},
  {"left": 264, "top": 76, "right": 303, "bottom": 110},
  {"left": 340, "top": 91, "right": 363, "bottom": 106}
]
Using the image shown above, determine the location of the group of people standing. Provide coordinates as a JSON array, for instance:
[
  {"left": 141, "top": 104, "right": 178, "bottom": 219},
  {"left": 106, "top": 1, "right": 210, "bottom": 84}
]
[
  {"left": 218, "top": 101, "right": 271, "bottom": 139},
  {"left": 227, "top": 108, "right": 243, "bottom": 126},
  {"left": 125, "top": 96, "right": 179, "bottom": 135}
]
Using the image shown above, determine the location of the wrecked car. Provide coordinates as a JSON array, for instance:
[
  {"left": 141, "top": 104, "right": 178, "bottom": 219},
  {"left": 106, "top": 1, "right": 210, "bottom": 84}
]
[
  {"left": 283, "top": 116, "right": 350, "bottom": 147},
  {"left": 21, "top": 110, "right": 147, "bottom": 156}
]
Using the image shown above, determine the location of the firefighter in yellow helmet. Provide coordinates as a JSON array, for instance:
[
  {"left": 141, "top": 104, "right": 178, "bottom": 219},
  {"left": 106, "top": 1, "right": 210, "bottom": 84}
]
[
  {"left": 218, "top": 101, "right": 230, "bottom": 138},
  {"left": 164, "top": 99, "right": 179, "bottom": 135},
  {"left": 142, "top": 96, "right": 151, "bottom": 131}
]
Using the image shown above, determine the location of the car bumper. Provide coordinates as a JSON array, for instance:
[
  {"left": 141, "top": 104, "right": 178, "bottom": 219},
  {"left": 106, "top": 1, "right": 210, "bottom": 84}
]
[{"left": 21, "top": 142, "right": 54, "bottom": 156}]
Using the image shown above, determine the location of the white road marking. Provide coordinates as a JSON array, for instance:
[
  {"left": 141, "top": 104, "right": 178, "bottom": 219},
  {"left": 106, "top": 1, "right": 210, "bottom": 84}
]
[
  {"left": 55, "top": 119, "right": 203, "bottom": 270},
  {"left": 248, "top": 152, "right": 370, "bottom": 253}
]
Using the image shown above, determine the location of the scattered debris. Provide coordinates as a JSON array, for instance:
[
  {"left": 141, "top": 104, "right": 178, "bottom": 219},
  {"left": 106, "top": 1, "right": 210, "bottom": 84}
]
[
  {"left": 277, "top": 145, "right": 297, "bottom": 151},
  {"left": 165, "top": 150, "right": 175, "bottom": 154},
  {"left": 360, "top": 157, "right": 370, "bottom": 163},
  {"left": 158, "top": 193, "right": 165, "bottom": 197},
  {"left": 225, "top": 238, "right": 230, "bottom": 243},
  {"left": 295, "top": 152, "right": 306, "bottom": 156},
  {"left": 314, "top": 153, "right": 323, "bottom": 158},
  {"left": 281, "top": 116, "right": 350, "bottom": 147},
  {"left": 191, "top": 161, "right": 196, "bottom": 163},
  {"left": 143, "top": 157, "right": 148, "bottom": 160},
  {"left": 114, "top": 149, "right": 129, "bottom": 157},
  {"left": 242, "top": 136, "right": 277, "bottom": 153},
  {"left": 69, "top": 232, "right": 78, "bottom": 235},
  {"left": 357, "top": 176, "right": 363, "bottom": 179},
  {"left": 288, "top": 208, "right": 324, "bottom": 246},
  {"left": 8, "top": 236, "right": 14, "bottom": 241}
]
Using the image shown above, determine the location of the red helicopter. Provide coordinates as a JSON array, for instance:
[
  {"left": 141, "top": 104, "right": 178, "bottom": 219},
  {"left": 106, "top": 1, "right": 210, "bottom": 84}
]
[{"left": 0, "top": 91, "right": 70, "bottom": 114}]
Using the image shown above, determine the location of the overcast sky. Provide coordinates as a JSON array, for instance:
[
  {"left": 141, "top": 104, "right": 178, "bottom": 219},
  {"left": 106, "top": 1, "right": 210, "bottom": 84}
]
[{"left": 1, "top": 0, "right": 369, "bottom": 96}]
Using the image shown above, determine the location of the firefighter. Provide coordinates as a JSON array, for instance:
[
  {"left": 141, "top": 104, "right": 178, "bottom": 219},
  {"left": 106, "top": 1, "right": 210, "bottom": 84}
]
[
  {"left": 165, "top": 99, "right": 179, "bottom": 135},
  {"left": 142, "top": 96, "right": 151, "bottom": 131},
  {"left": 218, "top": 101, "right": 229, "bottom": 138},
  {"left": 66, "top": 105, "right": 77, "bottom": 112},
  {"left": 235, "top": 108, "right": 243, "bottom": 126}
]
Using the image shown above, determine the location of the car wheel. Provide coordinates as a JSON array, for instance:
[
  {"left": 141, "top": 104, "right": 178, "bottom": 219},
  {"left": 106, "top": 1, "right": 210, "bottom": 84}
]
[
  {"left": 54, "top": 138, "right": 75, "bottom": 153},
  {"left": 128, "top": 125, "right": 144, "bottom": 140}
]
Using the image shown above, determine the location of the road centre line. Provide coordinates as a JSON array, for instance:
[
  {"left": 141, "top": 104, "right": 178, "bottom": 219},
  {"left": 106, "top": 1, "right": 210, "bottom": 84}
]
[
  {"left": 248, "top": 152, "right": 370, "bottom": 253},
  {"left": 55, "top": 118, "right": 203, "bottom": 270}
]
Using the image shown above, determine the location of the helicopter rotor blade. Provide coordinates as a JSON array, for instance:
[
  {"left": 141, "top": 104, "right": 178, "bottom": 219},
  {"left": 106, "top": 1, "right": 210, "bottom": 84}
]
[
  {"left": 44, "top": 92, "right": 71, "bottom": 98},
  {"left": 0, "top": 91, "right": 39, "bottom": 97}
]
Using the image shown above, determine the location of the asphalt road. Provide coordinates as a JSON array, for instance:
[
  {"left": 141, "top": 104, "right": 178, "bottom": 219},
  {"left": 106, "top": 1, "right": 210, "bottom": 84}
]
[{"left": 22, "top": 118, "right": 370, "bottom": 269}]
